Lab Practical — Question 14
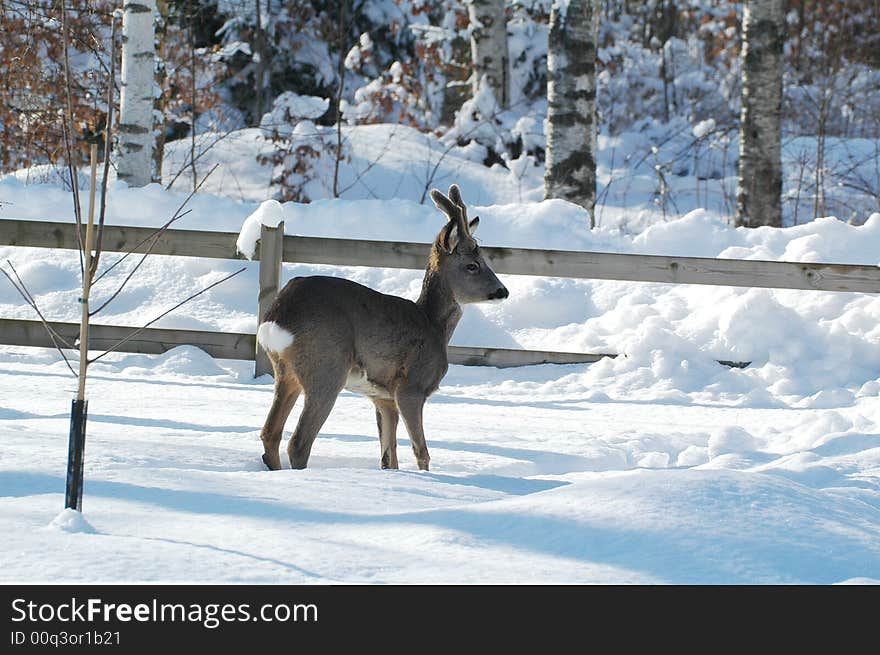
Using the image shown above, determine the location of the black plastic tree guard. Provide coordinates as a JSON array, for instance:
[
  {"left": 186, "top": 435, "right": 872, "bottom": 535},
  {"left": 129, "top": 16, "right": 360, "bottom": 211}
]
[{"left": 65, "top": 399, "right": 88, "bottom": 510}]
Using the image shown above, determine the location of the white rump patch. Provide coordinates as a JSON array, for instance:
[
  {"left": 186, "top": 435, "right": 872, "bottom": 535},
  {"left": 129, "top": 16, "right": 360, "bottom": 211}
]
[{"left": 257, "top": 321, "right": 295, "bottom": 353}]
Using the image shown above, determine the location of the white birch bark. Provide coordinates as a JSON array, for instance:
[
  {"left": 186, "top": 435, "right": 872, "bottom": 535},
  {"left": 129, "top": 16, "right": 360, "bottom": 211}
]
[
  {"left": 467, "top": 0, "right": 509, "bottom": 108},
  {"left": 736, "top": 0, "right": 784, "bottom": 227},
  {"left": 118, "top": 0, "right": 158, "bottom": 187},
  {"left": 544, "top": 0, "right": 599, "bottom": 227}
]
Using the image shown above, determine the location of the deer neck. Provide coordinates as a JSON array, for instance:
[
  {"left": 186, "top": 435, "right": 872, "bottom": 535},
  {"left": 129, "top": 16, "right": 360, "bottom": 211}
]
[{"left": 417, "top": 265, "right": 461, "bottom": 345}]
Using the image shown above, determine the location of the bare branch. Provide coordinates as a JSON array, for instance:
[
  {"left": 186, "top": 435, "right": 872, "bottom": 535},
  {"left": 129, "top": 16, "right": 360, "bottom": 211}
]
[
  {"left": 61, "top": 123, "right": 86, "bottom": 274},
  {"left": 88, "top": 211, "right": 193, "bottom": 316},
  {"left": 88, "top": 267, "right": 247, "bottom": 364},
  {"left": 59, "top": 3, "right": 85, "bottom": 272},
  {"left": 92, "top": 162, "right": 217, "bottom": 290},
  {"left": 419, "top": 136, "right": 467, "bottom": 204},
  {"left": 837, "top": 179, "right": 880, "bottom": 201},
  {"left": 165, "top": 130, "right": 236, "bottom": 191},
  {"left": 168, "top": 161, "right": 219, "bottom": 211},
  {"left": 336, "top": 126, "right": 398, "bottom": 196},
  {"left": 91, "top": 209, "right": 192, "bottom": 287},
  {"left": 2, "top": 261, "right": 74, "bottom": 349},
  {"left": 1, "top": 264, "right": 78, "bottom": 377},
  {"left": 95, "top": 163, "right": 220, "bottom": 284},
  {"left": 91, "top": 17, "right": 118, "bottom": 280}
]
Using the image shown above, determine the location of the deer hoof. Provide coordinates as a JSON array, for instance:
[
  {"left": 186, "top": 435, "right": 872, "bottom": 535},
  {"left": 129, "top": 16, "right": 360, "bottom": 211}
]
[{"left": 262, "top": 453, "right": 282, "bottom": 471}]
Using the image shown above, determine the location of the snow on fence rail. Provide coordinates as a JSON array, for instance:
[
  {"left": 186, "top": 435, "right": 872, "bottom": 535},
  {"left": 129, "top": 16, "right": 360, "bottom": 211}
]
[{"left": 3, "top": 217, "right": 880, "bottom": 371}]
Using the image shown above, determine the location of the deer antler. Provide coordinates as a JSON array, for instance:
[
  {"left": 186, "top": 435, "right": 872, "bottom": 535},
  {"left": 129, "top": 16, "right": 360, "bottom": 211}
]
[
  {"left": 448, "top": 184, "right": 479, "bottom": 236},
  {"left": 430, "top": 188, "right": 466, "bottom": 253},
  {"left": 448, "top": 184, "right": 474, "bottom": 230},
  {"left": 429, "top": 188, "right": 463, "bottom": 225},
  {"left": 430, "top": 185, "right": 480, "bottom": 253},
  {"left": 448, "top": 184, "right": 465, "bottom": 213}
]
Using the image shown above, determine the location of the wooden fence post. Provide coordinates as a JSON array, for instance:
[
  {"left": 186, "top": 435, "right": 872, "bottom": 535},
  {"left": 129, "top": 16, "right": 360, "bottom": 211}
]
[{"left": 255, "top": 221, "right": 284, "bottom": 377}]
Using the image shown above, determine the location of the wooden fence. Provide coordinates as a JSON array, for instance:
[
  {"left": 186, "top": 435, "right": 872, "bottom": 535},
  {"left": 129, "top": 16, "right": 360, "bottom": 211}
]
[
  {"left": 0, "top": 318, "right": 611, "bottom": 368},
  {"left": 2, "top": 217, "right": 880, "bottom": 372},
  {"left": 8, "top": 219, "right": 880, "bottom": 291}
]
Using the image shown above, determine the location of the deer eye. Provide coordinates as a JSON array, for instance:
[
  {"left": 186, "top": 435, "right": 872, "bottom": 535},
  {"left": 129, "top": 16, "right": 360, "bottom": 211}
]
[{"left": 466, "top": 262, "right": 481, "bottom": 274}]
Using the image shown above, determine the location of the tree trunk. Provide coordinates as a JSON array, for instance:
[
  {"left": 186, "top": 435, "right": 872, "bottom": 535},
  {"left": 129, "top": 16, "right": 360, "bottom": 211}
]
[
  {"left": 441, "top": 8, "right": 472, "bottom": 125},
  {"left": 153, "top": 0, "right": 167, "bottom": 183},
  {"left": 118, "top": 0, "right": 159, "bottom": 187},
  {"left": 467, "top": 0, "right": 509, "bottom": 108},
  {"left": 736, "top": 0, "right": 784, "bottom": 228},
  {"left": 544, "top": 0, "right": 599, "bottom": 227},
  {"left": 254, "top": 0, "right": 266, "bottom": 124}
]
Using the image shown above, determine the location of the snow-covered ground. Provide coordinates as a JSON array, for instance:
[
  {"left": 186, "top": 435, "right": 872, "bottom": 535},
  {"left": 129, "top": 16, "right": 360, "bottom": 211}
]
[
  {"left": 2, "top": 348, "right": 879, "bottom": 584},
  {"left": 1, "top": 125, "right": 880, "bottom": 583}
]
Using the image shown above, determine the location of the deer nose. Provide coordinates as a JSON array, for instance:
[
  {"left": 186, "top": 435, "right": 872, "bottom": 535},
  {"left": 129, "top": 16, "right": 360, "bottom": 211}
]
[{"left": 489, "top": 286, "right": 509, "bottom": 300}]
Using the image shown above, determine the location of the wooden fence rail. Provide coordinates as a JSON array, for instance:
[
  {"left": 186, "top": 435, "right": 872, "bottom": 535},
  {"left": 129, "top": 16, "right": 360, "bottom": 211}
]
[
  {"left": 0, "top": 319, "right": 613, "bottom": 368},
  {"left": 2, "top": 217, "right": 879, "bottom": 371},
  {"left": 5, "top": 219, "right": 880, "bottom": 292}
]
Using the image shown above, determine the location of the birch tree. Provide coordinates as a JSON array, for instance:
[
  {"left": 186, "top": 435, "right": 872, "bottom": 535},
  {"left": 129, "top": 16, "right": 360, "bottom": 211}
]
[
  {"left": 544, "top": 0, "right": 599, "bottom": 227},
  {"left": 736, "top": 0, "right": 784, "bottom": 227},
  {"left": 118, "top": 0, "right": 160, "bottom": 187},
  {"left": 467, "top": 0, "right": 510, "bottom": 108}
]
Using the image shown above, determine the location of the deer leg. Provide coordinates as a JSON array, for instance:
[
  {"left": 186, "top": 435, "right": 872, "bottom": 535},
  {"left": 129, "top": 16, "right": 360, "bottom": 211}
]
[
  {"left": 260, "top": 373, "right": 301, "bottom": 471},
  {"left": 396, "top": 392, "right": 430, "bottom": 471},
  {"left": 373, "top": 399, "right": 399, "bottom": 470},
  {"left": 287, "top": 379, "right": 345, "bottom": 470}
]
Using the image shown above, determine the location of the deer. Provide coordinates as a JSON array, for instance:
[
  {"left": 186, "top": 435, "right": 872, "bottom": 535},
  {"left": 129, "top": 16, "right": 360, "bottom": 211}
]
[{"left": 256, "top": 184, "right": 509, "bottom": 472}]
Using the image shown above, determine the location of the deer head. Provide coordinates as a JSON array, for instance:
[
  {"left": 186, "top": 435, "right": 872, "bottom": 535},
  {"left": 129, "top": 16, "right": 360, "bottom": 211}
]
[{"left": 429, "top": 184, "right": 509, "bottom": 304}]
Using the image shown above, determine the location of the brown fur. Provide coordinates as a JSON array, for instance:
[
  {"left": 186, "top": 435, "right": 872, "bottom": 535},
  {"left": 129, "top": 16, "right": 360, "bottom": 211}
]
[{"left": 258, "top": 185, "right": 508, "bottom": 471}]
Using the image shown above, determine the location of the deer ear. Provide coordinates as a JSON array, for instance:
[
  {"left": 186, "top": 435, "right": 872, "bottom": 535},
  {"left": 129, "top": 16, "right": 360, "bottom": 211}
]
[
  {"left": 468, "top": 216, "right": 479, "bottom": 234},
  {"left": 442, "top": 222, "right": 460, "bottom": 254}
]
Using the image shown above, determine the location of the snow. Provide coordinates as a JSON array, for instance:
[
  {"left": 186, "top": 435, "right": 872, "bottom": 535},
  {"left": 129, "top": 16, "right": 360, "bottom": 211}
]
[
  {"left": 1, "top": 123, "right": 880, "bottom": 583},
  {"left": 1, "top": 352, "right": 879, "bottom": 583},
  {"left": 47, "top": 508, "right": 96, "bottom": 534},
  {"left": 237, "top": 199, "right": 285, "bottom": 259},
  {"left": 344, "top": 33, "right": 373, "bottom": 72},
  {"left": 707, "top": 426, "right": 759, "bottom": 459},
  {"left": 262, "top": 92, "right": 329, "bottom": 123},
  {"left": 214, "top": 40, "right": 252, "bottom": 60},
  {"left": 692, "top": 118, "right": 716, "bottom": 139}
]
